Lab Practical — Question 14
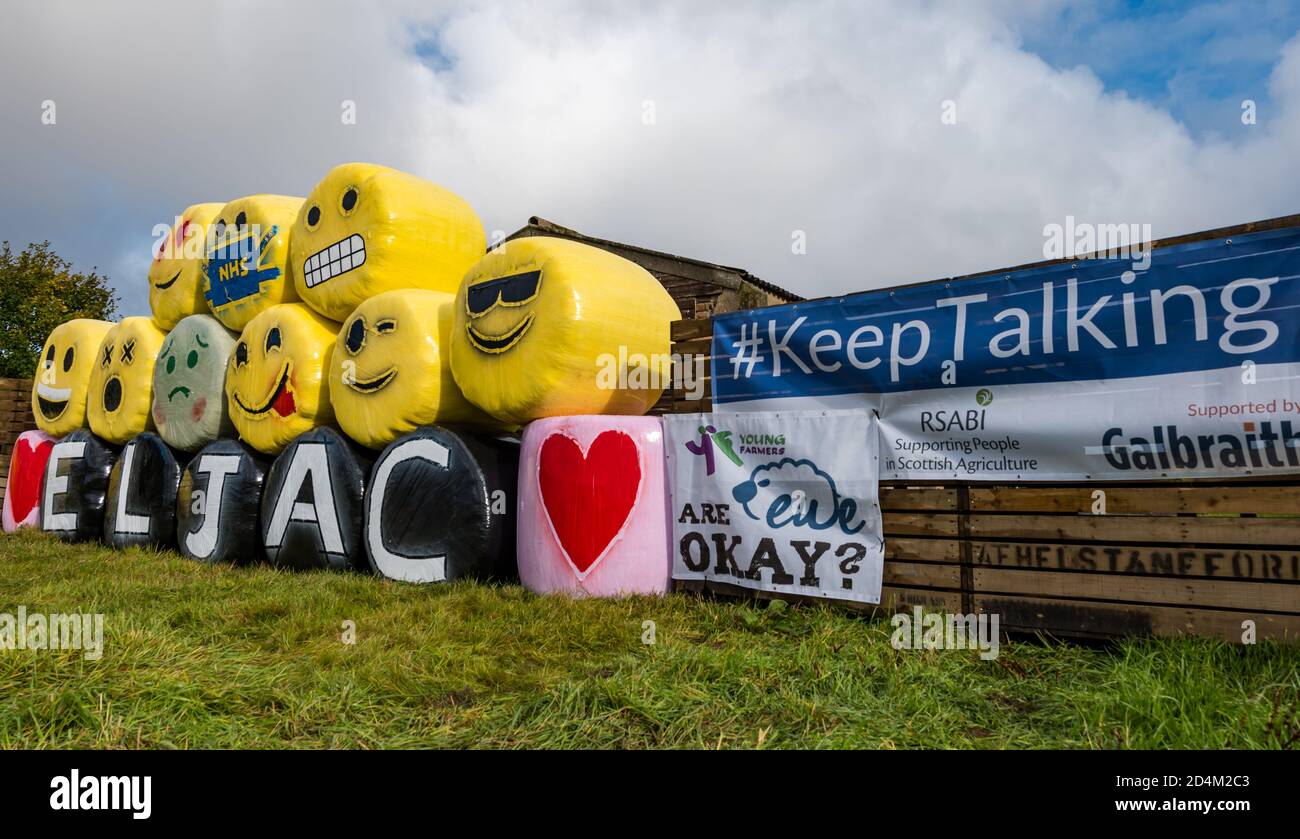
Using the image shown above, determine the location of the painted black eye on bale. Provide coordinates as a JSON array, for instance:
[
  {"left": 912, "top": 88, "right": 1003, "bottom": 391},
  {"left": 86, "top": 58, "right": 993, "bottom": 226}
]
[
  {"left": 306, "top": 206, "right": 321, "bottom": 227},
  {"left": 265, "top": 326, "right": 282, "bottom": 353},
  {"left": 101, "top": 344, "right": 113, "bottom": 367},
  {"left": 235, "top": 211, "right": 247, "bottom": 228},
  {"left": 121, "top": 339, "right": 136, "bottom": 364},
  {"left": 346, "top": 318, "right": 366, "bottom": 354},
  {"left": 235, "top": 341, "right": 248, "bottom": 367},
  {"left": 376, "top": 319, "right": 396, "bottom": 334},
  {"left": 44, "top": 345, "right": 55, "bottom": 368},
  {"left": 62, "top": 347, "right": 74, "bottom": 372},
  {"left": 342, "top": 188, "right": 358, "bottom": 212}
]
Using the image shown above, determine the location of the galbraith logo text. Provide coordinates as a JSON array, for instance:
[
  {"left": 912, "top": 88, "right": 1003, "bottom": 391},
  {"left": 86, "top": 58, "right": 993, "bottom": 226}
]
[
  {"left": 50, "top": 770, "right": 151, "bottom": 819},
  {"left": 1102, "top": 422, "right": 1300, "bottom": 471}
]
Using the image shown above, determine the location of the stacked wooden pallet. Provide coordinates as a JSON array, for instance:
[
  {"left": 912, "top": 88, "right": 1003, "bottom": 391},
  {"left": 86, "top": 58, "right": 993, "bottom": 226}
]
[{"left": 0, "top": 378, "right": 34, "bottom": 507}]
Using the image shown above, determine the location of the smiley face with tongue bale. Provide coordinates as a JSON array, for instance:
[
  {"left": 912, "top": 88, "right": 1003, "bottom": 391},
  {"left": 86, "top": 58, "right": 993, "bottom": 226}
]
[
  {"left": 87, "top": 317, "right": 168, "bottom": 444},
  {"left": 226, "top": 303, "right": 338, "bottom": 455},
  {"left": 152, "top": 314, "right": 238, "bottom": 452},
  {"left": 32, "top": 319, "right": 115, "bottom": 437}
]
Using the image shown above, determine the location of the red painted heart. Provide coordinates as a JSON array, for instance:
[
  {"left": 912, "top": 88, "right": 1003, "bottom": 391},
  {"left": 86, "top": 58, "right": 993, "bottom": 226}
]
[
  {"left": 538, "top": 430, "right": 642, "bottom": 578},
  {"left": 7, "top": 435, "right": 54, "bottom": 524}
]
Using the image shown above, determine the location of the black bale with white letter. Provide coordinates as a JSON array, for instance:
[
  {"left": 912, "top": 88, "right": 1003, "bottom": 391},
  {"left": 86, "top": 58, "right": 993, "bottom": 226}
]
[
  {"left": 177, "top": 438, "right": 269, "bottom": 564},
  {"left": 104, "top": 432, "right": 187, "bottom": 548},
  {"left": 261, "top": 427, "right": 374, "bottom": 571},
  {"left": 365, "top": 426, "right": 519, "bottom": 583},
  {"left": 40, "top": 429, "right": 119, "bottom": 542}
]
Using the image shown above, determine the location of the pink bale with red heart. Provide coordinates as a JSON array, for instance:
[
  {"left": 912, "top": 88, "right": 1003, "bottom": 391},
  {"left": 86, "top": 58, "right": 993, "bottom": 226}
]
[
  {"left": 517, "top": 415, "right": 671, "bottom": 596},
  {"left": 3, "top": 429, "right": 57, "bottom": 532}
]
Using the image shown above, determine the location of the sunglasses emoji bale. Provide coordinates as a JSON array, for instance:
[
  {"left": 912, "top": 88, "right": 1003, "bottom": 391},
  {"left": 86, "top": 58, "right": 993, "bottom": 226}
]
[{"left": 450, "top": 236, "right": 681, "bottom": 427}]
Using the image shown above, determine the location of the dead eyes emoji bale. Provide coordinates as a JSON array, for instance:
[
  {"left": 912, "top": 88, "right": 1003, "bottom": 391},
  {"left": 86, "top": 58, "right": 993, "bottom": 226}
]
[
  {"left": 87, "top": 317, "right": 168, "bottom": 444},
  {"left": 148, "top": 202, "right": 224, "bottom": 330},
  {"left": 290, "top": 162, "right": 486, "bottom": 322},
  {"left": 152, "top": 314, "right": 238, "bottom": 452},
  {"left": 329, "top": 289, "right": 493, "bottom": 449},
  {"left": 226, "top": 303, "right": 338, "bottom": 455},
  {"left": 450, "top": 236, "right": 682, "bottom": 426},
  {"left": 202, "top": 194, "right": 304, "bottom": 332},
  {"left": 31, "top": 319, "right": 115, "bottom": 437}
]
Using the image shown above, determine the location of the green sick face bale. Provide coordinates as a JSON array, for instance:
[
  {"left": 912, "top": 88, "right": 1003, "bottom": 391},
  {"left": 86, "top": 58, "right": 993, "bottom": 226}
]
[{"left": 152, "top": 315, "right": 238, "bottom": 452}]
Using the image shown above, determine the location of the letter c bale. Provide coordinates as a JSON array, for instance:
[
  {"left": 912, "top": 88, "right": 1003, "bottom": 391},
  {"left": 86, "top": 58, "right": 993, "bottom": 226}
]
[{"left": 364, "top": 426, "right": 519, "bottom": 583}]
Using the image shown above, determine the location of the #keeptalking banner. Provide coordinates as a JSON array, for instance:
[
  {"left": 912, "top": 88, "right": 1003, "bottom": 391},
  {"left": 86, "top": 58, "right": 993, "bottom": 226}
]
[
  {"left": 664, "top": 410, "right": 884, "bottom": 604},
  {"left": 710, "top": 226, "right": 1300, "bottom": 481}
]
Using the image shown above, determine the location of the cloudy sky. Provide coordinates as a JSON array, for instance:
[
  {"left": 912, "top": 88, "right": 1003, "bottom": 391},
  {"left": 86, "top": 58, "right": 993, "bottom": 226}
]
[{"left": 2, "top": 0, "right": 1298, "bottom": 316}]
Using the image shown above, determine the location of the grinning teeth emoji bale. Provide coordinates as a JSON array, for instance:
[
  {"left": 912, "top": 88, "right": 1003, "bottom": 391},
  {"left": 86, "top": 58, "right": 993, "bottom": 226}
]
[
  {"left": 87, "top": 317, "right": 168, "bottom": 445},
  {"left": 202, "top": 194, "right": 304, "bottom": 331},
  {"left": 148, "top": 202, "right": 225, "bottom": 330},
  {"left": 226, "top": 303, "right": 338, "bottom": 456},
  {"left": 450, "top": 236, "right": 682, "bottom": 427},
  {"left": 32, "top": 319, "right": 115, "bottom": 437},
  {"left": 330, "top": 289, "right": 494, "bottom": 449},
  {"left": 290, "top": 162, "right": 486, "bottom": 322},
  {"left": 152, "top": 314, "right": 238, "bottom": 452}
]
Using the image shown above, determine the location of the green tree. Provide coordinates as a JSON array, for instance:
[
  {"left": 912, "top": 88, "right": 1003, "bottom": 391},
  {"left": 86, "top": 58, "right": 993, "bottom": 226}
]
[{"left": 0, "top": 241, "right": 118, "bottom": 378}]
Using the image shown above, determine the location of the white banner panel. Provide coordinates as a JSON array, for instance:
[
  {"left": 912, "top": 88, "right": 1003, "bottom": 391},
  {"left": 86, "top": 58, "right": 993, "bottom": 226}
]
[{"left": 663, "top": 410, "right": 884, "bottom": 604}]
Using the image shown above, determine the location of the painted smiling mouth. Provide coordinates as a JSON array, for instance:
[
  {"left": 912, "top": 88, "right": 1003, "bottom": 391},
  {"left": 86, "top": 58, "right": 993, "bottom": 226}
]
[
  {"left": 153, "top": 269, "right": 182, "bottom": 290},
  {"left": 303, "top": 234, "right": 366, "bottom": 288},
  {"left": 346, "top": 367, "right": 396, "bottom": 394},
  {"left": 233, "top": 364, "right": 296, "bottom": 418},
  {"left": 36, "top": 383, "right": 70, "bottom": 420},
  {"left": 466, "top": 313, "right": 535, "bottom": 354},
  {"left": 168, "top": 385, "right": 191, "bottom": 401},
  {"left": 37, "top": 396, "right": 68, "bottom": 420}
]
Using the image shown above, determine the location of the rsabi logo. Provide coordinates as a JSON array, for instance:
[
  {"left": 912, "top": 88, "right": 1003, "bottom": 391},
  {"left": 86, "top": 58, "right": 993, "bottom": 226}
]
[{"left": 685, "top": 424, "right": 742, "bottom": 475}]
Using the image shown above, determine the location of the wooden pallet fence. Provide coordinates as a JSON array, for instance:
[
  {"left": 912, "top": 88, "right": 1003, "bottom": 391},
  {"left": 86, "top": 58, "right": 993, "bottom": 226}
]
[
  {"left": 0, "top": 378, "right": 35, "bottom": 508},
  {"left": 667, "top": 318, "right": 1300, "bottom": 642}
]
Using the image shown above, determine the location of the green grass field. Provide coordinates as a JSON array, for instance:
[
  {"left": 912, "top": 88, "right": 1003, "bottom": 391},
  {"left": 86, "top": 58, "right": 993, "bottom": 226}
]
[{"left": 0, "top": 528, "right": 1297, "bottom": 749}]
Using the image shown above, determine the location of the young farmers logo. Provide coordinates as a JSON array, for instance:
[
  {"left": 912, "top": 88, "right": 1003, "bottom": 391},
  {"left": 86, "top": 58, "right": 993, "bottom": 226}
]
[{"left": 684, "top": 424, "right": 742, "bottom": 475}]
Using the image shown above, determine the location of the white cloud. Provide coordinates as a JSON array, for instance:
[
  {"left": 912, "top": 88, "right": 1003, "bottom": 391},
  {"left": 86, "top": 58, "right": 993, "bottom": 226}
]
[{"left": 1, "top": 0, "right": 1297, "bottom": 316}]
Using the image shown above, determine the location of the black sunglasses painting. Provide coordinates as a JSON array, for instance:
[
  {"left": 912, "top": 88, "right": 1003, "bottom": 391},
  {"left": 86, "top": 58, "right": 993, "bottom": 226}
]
[{"left": 464, "top": 270, "right": 542, "bottom": 317}]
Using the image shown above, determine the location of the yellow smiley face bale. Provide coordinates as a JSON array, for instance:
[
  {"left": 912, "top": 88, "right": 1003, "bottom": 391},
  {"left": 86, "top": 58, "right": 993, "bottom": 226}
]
[
  {"left": 226, "top": 303, "right": 338, "bottom": 455},
  {"left": 290, "top": 162, "right": 486, "bottom": 322},
  {"left": 32, "top": 319, "right": 115, "bottom": 437},
  {"left": 450, "top": 237, "right": 681, "bottom": 426},
  {"left": 202, "top": 194, "right": 304, "bottom": 332},
  {"left": 87, "top": 317, "right": 168, "bottom": 444},
  {"left": 329, "top": 289, "right": 493, "bottom": 449},
  {"left": 148, "top": 202, "right": 225, "bottom": 330}
]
